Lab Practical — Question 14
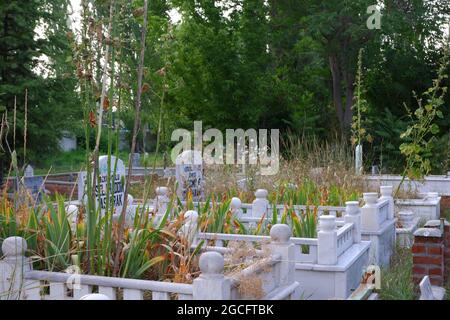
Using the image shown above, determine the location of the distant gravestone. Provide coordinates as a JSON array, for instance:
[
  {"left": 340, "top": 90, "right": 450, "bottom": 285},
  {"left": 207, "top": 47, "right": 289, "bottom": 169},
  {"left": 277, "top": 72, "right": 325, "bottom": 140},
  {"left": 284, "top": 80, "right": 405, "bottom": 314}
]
[
  {"left": 79, "top": 156, "right": 126, "bottom": 215},
  {"left": 175, "top": 150, "right": 203, "bottom": 201},
  {"left": 97, "top": 155, "right": 125, "bottom": 215},
  {"left": 131, "top": 153, "right": 140, "bottom": 167},
  {"left": 119, "top": 129, "right": 129, "bottom": 151},
  {"left": 59, "top": 131, "right": 77, "bottom": 152},
  {"left": 355, "top": 144, "right": 363, "bottom": 175},
  {"left": 14, "top": 176, "right": 44, "bottom": 204},
  {"left": 24, "top": 165, "right": 34, "bottom": 177}
]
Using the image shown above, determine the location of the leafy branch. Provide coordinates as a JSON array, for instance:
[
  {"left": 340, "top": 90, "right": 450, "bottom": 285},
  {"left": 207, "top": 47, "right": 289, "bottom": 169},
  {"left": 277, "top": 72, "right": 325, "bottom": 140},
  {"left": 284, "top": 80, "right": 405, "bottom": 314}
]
[
  {"left": 396, "top": 34, "right": 450, "bottom": 195},
  {"left": 351, "top": 48, "right": 373, "bottom": 147}
]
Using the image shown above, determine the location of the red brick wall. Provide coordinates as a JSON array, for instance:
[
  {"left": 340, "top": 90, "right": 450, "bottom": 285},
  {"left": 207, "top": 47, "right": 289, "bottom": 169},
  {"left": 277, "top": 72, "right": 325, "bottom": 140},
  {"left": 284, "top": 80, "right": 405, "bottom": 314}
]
[
  {"left": 412, "top": 235, "right": 445, "bottom": 286},
  {"left": 412, "top": 220, "right": 450, "bottom": 286},
  {"left": 445, "top": 224, "right": 450, "bottom": 282}
]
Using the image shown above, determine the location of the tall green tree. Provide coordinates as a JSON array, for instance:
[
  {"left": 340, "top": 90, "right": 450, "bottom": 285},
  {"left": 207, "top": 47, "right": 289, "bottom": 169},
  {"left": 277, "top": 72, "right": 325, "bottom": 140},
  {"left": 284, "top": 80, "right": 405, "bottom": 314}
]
[{"left": 0, "top": 0, "right": 80, "bottom": 181}]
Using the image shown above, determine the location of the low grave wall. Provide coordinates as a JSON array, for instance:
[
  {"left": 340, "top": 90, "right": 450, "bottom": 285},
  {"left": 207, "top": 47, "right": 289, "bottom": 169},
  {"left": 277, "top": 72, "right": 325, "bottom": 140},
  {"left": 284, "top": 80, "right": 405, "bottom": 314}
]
[
  {"left": 195, "top": 214, "right": 370, "bottom": 300},
  {"left": 0, "top": 227, "right": 299, "bottom": 300}
]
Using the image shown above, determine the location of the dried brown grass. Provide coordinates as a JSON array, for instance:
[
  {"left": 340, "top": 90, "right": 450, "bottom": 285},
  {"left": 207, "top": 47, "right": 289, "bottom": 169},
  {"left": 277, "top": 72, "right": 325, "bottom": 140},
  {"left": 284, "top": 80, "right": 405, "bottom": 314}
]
[
  {"left": 222, "top": 241, "right": 272, "bottom": 299},
  {"left": 204, "top": 137, "right": 368, "bottom": 199}
]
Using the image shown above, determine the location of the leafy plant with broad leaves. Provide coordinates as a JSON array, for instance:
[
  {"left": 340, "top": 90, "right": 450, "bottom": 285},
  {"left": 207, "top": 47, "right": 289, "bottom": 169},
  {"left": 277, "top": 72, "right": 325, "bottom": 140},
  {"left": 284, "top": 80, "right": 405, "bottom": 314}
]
[{"left": 398, "top": 36, "right": 449, "bottom": 192}]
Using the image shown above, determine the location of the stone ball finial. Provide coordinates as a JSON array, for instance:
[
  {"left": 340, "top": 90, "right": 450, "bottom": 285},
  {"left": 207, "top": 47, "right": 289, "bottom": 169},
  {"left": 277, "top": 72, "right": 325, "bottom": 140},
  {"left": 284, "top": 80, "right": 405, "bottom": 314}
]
[
  {"left": 270, "top": 224, "right": 291, "bottom": 243},
  {"left": 2, "top": 237, "right": 27, "bottom": 257},
  {"left": 230, "top": 197, "right": 241, "bottom": 210},
  {"left": 79, "top": 293, "right": 111, "bottom": 300},
  {"left": 363, "top": 192, "right": 378, "bottom": 205},
  {"left": 199, "top": 251, "right": 224, "bottom": 275},
  {"left": 380, "top": 186, "right": 393, "bottom": 197},
  {"left": 255, "top": 189, "right": 268, "bottom": 199},
  {"left": 156, "top": 186, "right": 169, "bottom": 196},
  {"left": 319, "top": 215, "right": 336, "bottom": 231},
  {"left": 184, "top": 210, "right": 198, "bottom": 223}
]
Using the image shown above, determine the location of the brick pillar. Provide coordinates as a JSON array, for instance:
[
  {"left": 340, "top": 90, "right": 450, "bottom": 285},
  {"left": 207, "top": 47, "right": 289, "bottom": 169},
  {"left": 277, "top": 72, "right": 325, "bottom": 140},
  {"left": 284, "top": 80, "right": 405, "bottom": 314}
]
[
  {"left": 412, "top": 227, "right": 444, "bottom": 286},
  {"left": 422, "top": 219, "right": 450, "bottom": 283},
  {"left": 445, "top": 221, "right": 450, "bottom": 283}
]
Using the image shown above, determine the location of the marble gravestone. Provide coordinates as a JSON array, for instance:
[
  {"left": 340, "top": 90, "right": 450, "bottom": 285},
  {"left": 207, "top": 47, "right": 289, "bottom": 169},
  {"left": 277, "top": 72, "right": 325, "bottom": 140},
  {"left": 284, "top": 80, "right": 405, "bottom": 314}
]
[
  {"left": 16, "top": 176, "right": 44, "bottom": 204},
  {"left": 24, "top": 165, "right": 34, "bottom": 177},
  {"left": 79, "top": 155, "right": 126, "bottom": 216},
  {"left": 175, "top": 150, "right": 204, "bottom": 201},
  {"left": 131, "top": 153, "right": 140, "bottom": 167},
  {"left": 419, "top": 275, "right": 446, "bottom": 300}
]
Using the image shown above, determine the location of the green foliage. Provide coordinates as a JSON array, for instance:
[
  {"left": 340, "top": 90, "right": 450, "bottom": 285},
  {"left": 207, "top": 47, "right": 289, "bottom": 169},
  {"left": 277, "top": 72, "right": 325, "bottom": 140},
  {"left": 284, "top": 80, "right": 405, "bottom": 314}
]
[
  {"left": 1, "top": 0, "right": 450, "bottom": 177},
  {"left": 0, "top": 0, "right": 81, "bottom": 174},
  {"left": 42, "top": 196, "right": 73, "bottom": 271},
  {"left": 367, "top": 108, "right": 408, "bottom": 172},
  {"left": 270, "top": 179, "right": 359, "bottom": 207},
  {"left": 399, "top": 39, "right": 450, "bottom": 180},
  {"left": 379, "top": 246, "right": 416, "bottom": 300}
]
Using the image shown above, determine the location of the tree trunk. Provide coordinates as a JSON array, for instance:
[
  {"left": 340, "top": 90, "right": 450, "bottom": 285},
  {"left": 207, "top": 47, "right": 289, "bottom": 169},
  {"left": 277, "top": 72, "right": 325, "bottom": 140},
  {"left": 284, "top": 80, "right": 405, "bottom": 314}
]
[
  {"left": 112, "top": 0, "right": 149, "bottom": 277},
  {"left": 329, "top": 54, "right": 344, "bottom": 131}
]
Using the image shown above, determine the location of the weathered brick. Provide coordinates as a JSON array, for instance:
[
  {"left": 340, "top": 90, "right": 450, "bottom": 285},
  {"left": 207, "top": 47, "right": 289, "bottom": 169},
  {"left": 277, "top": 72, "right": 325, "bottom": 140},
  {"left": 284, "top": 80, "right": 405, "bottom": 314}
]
[
  {"left": 412, "top": 244, "right": 426, "bottom": 254},
  {"left": 413, "top": 256, "right": 443, "bottom": 265},
  {"left": 429, "top": 276, "right": 444, "bottom": 286},
  {"left": 427, "top": 246, "right": 443, "bottom": 255},
  {"left": 412, "top": 266, "right": 427, "bottom": 275},
  {"left": 414, "top": 236, "right": 443, "bottom": 244},
  {"left": 428, "top": 267, "right": 444, "bottom": 276}
]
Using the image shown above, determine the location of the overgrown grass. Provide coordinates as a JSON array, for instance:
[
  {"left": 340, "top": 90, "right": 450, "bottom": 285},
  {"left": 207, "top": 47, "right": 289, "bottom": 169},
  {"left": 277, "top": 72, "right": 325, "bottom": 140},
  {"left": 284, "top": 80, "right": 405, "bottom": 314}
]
[
  {"left": 0, "top": 190, "right": 200, "bottom": 282},
  {"left": 204, "top": 136, "right": 367, "bottom": 203},
  {"left": 379, "top": 245, "right": 417, "bottom": 300}
]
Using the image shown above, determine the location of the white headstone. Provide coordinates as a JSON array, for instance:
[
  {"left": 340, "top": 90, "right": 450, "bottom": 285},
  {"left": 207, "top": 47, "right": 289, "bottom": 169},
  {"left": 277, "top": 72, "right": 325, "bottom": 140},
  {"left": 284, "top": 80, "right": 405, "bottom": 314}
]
[
  {"left": 59, "top": 131, "right": 77, "bottom": 152},
  {"left": 24, "top": 165, "right": 34, "bottom": 177},
  {"left": 65, "top": 204, "right": 79, "bottom": 227},
  {"left": 355, "top": 144, "right": 363, "bottom": 175},
  {"left": 97, "top": 155, "right": 126, "bottom": 215},
  {"left": 79, "top": 156, "right": 126, "bottom": 216},
  {"left": 419, "top": 276, "right": 435, "bottom": 300},
  {"left": 419, "top": 275, "right": 446, "bottom": 300},
  {"left": 175, "top": 150, "right": 203, "bottom": 201}
]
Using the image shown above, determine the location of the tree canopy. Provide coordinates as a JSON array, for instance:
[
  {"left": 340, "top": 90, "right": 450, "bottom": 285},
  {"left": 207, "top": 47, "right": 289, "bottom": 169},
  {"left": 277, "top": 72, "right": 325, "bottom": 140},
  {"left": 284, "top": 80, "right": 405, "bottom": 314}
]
[{"left": 1, "top": 0, "right": 449, "bottom": 176}]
